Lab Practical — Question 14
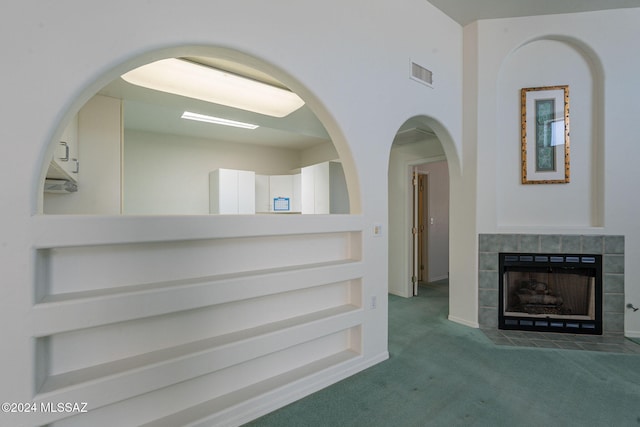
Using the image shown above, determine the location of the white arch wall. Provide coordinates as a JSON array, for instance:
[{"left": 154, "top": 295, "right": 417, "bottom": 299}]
[
  {"left": 471, "top": 8, "right": 640, "bottom": 337},
  {"left": 0, "top": 1, "right": 463, "bottom": 426}
]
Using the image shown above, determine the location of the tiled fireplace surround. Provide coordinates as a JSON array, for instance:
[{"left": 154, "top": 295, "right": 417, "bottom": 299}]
[{"left": 478, "top": 234, "right": 625, "bottom": 336}]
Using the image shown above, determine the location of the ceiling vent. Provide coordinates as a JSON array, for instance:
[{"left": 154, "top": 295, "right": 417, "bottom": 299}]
[{"left": 410, "top": 62, "right": 433, "bottom": 87}]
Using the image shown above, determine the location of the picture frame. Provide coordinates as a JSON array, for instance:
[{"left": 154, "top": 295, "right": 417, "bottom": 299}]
[{"left": 521, "top": 85, "right": 570, "bottom": 184}]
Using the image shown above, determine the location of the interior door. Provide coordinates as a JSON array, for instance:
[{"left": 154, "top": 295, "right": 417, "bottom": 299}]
[
  {"left": 412, "top": 172, "right": 419, "bottom": 296},
  {"left": 417, "top": 173, "right": 428, "bottom": 283},
  {"left": 412, "top": 171, "right": 429, "bottom": 296}
]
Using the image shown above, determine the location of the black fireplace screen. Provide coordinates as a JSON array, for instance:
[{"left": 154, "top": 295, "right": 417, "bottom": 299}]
[{"left": 499, "top": 253, "right": 602, "bottom": 334}]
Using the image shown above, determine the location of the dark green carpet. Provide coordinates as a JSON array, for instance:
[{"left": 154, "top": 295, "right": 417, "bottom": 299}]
[{"left": 246, "top": 281, "right": 640, "bottom": 426}]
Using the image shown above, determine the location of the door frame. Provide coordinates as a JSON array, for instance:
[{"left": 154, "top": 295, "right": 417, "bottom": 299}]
[{"left": 406, "top": 156, "right": 445, "bottom": 297}]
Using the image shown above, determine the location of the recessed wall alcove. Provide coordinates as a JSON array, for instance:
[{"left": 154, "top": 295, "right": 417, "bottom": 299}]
[{"left": 496, "top": 37, "right": 605, "bottom": 228}]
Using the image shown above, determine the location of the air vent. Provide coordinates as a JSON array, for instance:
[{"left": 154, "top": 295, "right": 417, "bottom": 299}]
[{"left": 411, "top": 62, "right": 433, "bottom": 86}]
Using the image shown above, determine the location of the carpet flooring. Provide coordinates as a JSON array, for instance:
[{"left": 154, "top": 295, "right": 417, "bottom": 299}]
[{"left": 246, "top": 280, "right": 640, "bottom": 427}]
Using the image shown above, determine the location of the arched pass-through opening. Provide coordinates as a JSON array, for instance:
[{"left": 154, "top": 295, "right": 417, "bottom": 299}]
[
  {"left": 27, "top": 46, "right": 370, "bottom": 427},
  {"left": 37, "top": 46, "right": 360, "bottom": 216},
  {"left": 388, "top": 116, "right": 456, "bottom": 299}
]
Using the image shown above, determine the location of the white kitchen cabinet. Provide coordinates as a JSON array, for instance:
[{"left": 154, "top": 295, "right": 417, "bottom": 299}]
[
  {"left": 209, "top": 169, "right": 255, "bottom": 214},
  {"left": 47, "top": 114, "right": 79, "bottom": 182},
  {"left": 301, "top": 162, "right": 330, "bottom": 214},
  {"left": 301, "top": 161, "right": 349, "bottom": 214}
]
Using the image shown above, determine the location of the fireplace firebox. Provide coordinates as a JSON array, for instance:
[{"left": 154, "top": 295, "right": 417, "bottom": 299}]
[{"left": 499, "top": 253, "right": 602, "bottom": 334}]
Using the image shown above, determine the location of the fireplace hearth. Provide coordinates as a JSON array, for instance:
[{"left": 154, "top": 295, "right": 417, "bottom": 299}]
[
  {"left": 499, "top": 253, "right": 602, "bottom": 334},
  {"left": 478, "top": 234, "right": 625, "bottom": 344}
]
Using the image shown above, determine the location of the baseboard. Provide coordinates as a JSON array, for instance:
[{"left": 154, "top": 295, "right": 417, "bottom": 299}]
[
  {"left": 428, "top": 274, "right": 449, "bottom": 282},
  {"left": 448, "top": 315, "right": 479, "bottom": 329},
  {"left": 210, "top": 351, "right": 390, "bottom": 427},
  {"left": 625, "top": 330, "right": 640, "bottom": 339}
]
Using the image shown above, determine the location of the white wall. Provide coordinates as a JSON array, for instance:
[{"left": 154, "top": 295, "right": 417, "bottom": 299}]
[
  {"left": 300, "top": 141, "right": 339, "bottom": 167},
  {"left": 496, "top": 39, "right": 599, "bottom": 227},
  {"left": 471, "top": 8, "right": 640, "bottom": 337},
  {"left": 329, "top": 161, "right": 350, "bottom": 214},
  {"left": 0, "top": 1, "right": 463, "bottom": 426},
  {"left": 123, "top": 129, "right": 301, "bottom": 214}
]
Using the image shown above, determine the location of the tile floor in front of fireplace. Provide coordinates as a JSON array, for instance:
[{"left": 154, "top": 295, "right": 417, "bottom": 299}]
[{"left": 480, "top": 328, "right": 640, "bottom": 354}]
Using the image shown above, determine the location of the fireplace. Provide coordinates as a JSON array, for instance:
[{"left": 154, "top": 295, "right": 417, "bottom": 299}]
[{"left": 499, "top": 253, "right": 602, "bottom": 334}]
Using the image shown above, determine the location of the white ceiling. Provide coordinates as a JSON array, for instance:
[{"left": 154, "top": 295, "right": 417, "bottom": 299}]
[
  {"left": 99, "top": 59, "right": 332, "bottom": 151},
  {"left": 101, "top": 2, "right": 640, "bottom": 150},
  {"left": 427, "top": 0, "right": 640, "bottom": 26}
]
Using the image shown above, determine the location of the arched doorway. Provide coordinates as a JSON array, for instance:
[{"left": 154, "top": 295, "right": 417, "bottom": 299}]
[{"left": 388, "top": 117, "right": 453, "bottom": 298}]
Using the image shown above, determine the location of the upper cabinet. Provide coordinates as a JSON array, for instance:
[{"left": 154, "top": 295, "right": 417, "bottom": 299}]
[
  {"left": 301, "top": 161, "right": 349, "bottom": 214},
  {"left": 44, "top": 95, "right": 122, "bottom": 214},
  {"left": 47, "top": 114, "right": 79, "bottom": 182},
  {"left": 209, "top": 169, "right": 256, "bottom": 214}
]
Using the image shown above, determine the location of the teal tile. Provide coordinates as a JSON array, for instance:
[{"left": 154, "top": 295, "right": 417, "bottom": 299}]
[
  {"left": 603, "top": 293, "right": 625, "bottom": 313},
  {"left": 603, "top": 312, "right": 624, "bottom": 333},
  {"left": 479, "top": 289, "right": 498, "bottom": 308},
  {"left": 479, "top": 253, "right": 498, "bottom": 271},
  {"left": 519, "top": 235, "right": 539, "bottom": 252},
  {"left": 604, "top": 254, "right": 624, "bottom": 274},
  {"left": 603, "top": 274, "right": 624, "bottom": 294},
  {"left": 479, "top": 307, "right": 498, "bottom": 327},
  {"left": 541, "top": 235, "right": 561, "bottom": 252},
  {"left": 561, "top": 235, "right": 581, "bottom": 253},
  {"left": 479, "top": 271, "right": 499, "bottom": 290},
  {"left": 498, "top": 235, "right": 518, "bottom": 252},
  {"left": 582, "top": 235, "right": 603, "bottom": 254},
  {"left": 604, "top": 235, "right": 624, "bottom": 254},
  {"left": 479, "top": 234, "right": 500, "bottom": 252},
  {"left": 531, "top": 340, "right": 560, "bottom": 349},
  {"left": 556, "top": 341, "right": 582, "bottom": 350}
]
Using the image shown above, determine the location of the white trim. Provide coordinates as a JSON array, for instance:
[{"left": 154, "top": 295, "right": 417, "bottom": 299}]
[
  {"left": 201, "top": 352, "right": 390, "bottom": 427},
  {"left": 625, "top": 330, "right": 640, "bottom": 339},
  {"left": 448, "top": 315, "right": 479, "bottom": 329},
  {"left": 405, "top": 156, "right": 447, "bottom": 297}
]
